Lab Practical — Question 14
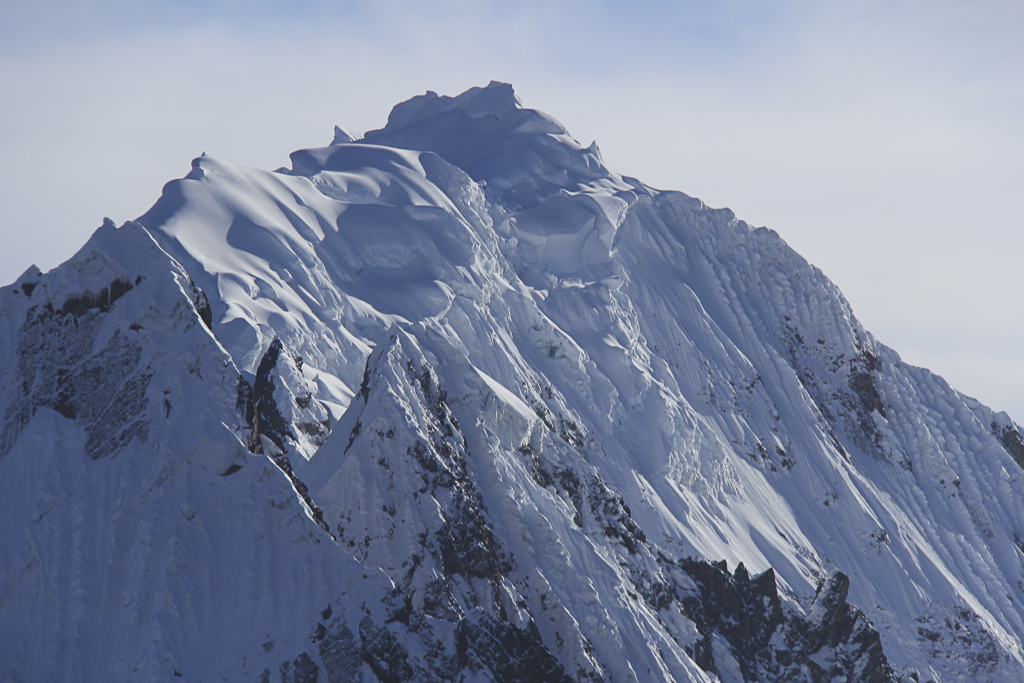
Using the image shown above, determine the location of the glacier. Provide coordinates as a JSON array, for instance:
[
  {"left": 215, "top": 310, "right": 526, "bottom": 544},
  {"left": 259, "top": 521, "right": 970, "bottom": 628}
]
[{"left": 2, "top": 81, "right": 1023, "bottom": 682}]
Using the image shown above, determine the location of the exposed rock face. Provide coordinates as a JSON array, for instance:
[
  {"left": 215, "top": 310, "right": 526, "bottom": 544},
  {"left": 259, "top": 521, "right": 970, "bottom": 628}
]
[
  {"left": 251, "top": 338, "right": 332, "bottom": 460},
  {"left": 992, "top": 416, "right": 1024, "bottom": 470},
  {"left": 651, "top": 560, "right": 896, "bottom": 683},
  {"left": 239, "top": 339, "right": 335, "bottom": 536},
  {"left": 0, "top": 279, "right": 150, "bottom": 460}
]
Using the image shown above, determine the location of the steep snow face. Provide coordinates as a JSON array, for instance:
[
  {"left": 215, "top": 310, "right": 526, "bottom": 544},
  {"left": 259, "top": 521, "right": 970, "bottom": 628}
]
[{"left": 2, "top": 82, "right": 1024, "bottom": 682}]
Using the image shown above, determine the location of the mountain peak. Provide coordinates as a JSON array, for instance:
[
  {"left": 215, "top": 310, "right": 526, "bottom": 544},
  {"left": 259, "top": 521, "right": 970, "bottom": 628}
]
[
  {"left": 5, "top": 82, "right": 1024, "bottom": 683},
  {"left": 382, "top": 80, "right": 521, "bottom": 131},
  {"left": 359, "top": 81, "right": 628, "bottom": 209}
]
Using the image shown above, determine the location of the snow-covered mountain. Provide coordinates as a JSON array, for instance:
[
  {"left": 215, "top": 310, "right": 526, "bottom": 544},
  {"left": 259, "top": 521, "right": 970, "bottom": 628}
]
[{"left": 3, "top": 81, "right": 1023, "bottom": 683}]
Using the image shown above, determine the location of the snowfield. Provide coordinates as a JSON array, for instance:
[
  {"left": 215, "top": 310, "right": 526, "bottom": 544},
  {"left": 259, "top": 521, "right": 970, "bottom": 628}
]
[{"left": 2, "top": 81, "right": 1023, "bottom": 682}]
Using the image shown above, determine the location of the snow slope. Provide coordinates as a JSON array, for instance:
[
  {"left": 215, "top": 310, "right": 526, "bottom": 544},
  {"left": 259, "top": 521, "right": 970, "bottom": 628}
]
[{"left": 2, "top": 81, "right": 1023, "bottom": 682}]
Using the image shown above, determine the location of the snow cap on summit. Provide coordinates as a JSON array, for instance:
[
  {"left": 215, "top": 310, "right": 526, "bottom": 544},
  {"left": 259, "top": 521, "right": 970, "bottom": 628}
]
[
  {"left": 358, "top": 81, "right": 626, "bottom": 209},
  {"left": 383, "top": 80, "right": 522, "bottom": 131}
]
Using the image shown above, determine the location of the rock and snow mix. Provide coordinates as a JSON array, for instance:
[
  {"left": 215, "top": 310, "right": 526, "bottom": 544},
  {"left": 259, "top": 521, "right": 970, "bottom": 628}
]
[{"left": 2, "top": 81, "right": 1023, "bottom": 682}]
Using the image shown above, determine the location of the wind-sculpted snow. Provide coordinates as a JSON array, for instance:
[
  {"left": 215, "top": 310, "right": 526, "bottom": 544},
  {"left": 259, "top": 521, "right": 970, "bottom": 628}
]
[{"left": 2, "top": 81, "right": 1023, "bottom": 681}]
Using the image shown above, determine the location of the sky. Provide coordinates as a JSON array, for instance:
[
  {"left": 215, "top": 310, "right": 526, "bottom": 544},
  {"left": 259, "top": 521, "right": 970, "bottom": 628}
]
[{"left": 1, "top": 0, "right": 1022, "bottom": 423}]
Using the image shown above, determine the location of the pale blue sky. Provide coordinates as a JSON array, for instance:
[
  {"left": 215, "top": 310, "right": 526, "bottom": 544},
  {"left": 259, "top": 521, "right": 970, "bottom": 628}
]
[{"left": 1, "top": 1, "right": 1022, "bottom": 422}]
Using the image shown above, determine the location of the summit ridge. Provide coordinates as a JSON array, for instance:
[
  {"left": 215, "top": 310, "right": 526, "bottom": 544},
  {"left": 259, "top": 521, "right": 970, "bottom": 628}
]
[{"left": 382, "top": 81, "right": 523, "bottom": 129}]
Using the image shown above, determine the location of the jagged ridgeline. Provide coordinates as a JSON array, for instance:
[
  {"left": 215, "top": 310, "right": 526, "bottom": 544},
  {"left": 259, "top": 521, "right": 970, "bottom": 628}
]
[{"left": 2, "top": 83, "right": 1023, "bottom": 682}]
